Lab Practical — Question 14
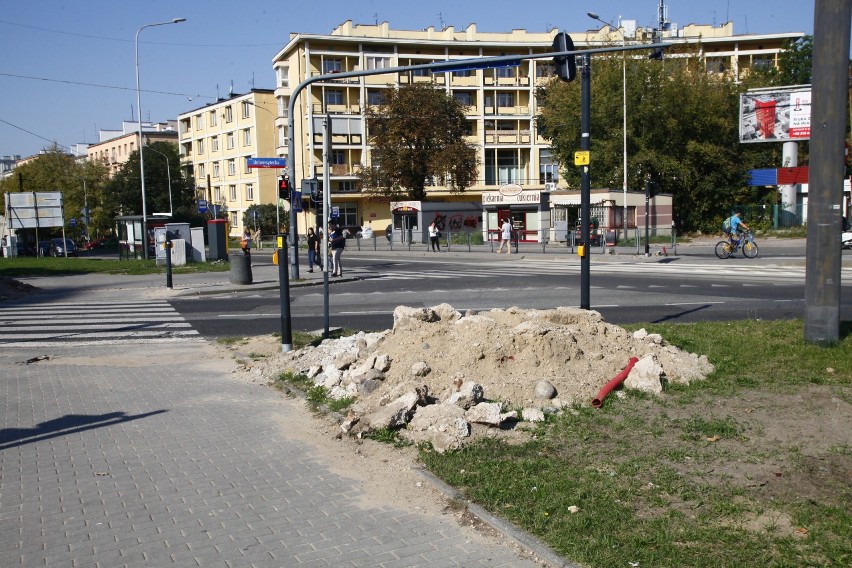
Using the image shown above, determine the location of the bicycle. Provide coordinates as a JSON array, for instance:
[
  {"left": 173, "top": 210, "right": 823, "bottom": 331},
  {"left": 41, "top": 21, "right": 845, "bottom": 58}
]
[{"left": 715, "top": 230, "right": 759, "bottom": 259}]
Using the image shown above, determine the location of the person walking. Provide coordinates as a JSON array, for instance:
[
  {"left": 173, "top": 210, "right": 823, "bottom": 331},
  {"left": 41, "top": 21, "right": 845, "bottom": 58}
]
[
  {"left": 428, "top": 221, "right": 441, "bottom": 252},
  {"left": 306, "top": 227, "right": 319, "bottom": 273},
  {"left": 329, "top": 221, "right": 346, "bottom": 277},
  {"left": 496, "top": 218, "right": 513, "bottom": 254},
  {"left": 240, "top": 229, "right": 252, "bottom": 257}
]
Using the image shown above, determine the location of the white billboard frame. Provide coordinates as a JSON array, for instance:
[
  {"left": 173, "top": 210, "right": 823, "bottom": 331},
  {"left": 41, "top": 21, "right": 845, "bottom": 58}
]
[
  {"left": 5, "top": 191, "right": 66, "bottom": 229},
  {"left": 739, "top": 85, "right": 811, "bottom": 143}
]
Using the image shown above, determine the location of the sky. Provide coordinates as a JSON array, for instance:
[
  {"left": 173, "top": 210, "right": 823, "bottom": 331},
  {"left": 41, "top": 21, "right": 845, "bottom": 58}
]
[{"left": 0, "top": 0, "right": 816, "bottom": 159}]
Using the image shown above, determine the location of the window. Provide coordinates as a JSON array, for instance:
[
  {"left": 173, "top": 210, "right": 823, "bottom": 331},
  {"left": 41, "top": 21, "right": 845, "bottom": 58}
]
[
  {"left": 230, "top": 211, "right": 238, "bottom": 227},
  {"left": 539, "top": 149, "right": 559, "bottom": 183},
  {"left": 195, "top": 114, "right": 204, "bottom": 129},
  {"left": 213, "top": 162, "right": 220, "bottom": 177},
  {"left": 325, "top": 89, "right": 343, "bottom": 106},
  {"left": 243, "top": 157, "right": 251, "bottom": 174},
  {"left": 197, "top": 163, "right": 205, "bottom": 178},
  {"left": 211, "top": 136, "right": 219, "bottom": 152},
  {"left": 197, "top": 139, "right": 204, "bottom": 154},
  {"left": 452, "top": 69, "right": 472, "bottom": 77},
  {"left": 453, "top": 91, "right": 473, "bottom": 106},
  {"left": 323, "top": 58, "right": 342, "bottom": 74},
  {"left": 224, "top": 106, "right": 233, "bottom": 122},
  {"left": 226, "top": 132, "right": 235, "bottom": 149},
  {"left": 497, "top": 92, "right": 515, "bottom": 108},
  {"left": 246, "top": 183, "right": 254, "bottom": 200},
  {"left": 338, "top": 181, "right": 357, "bottom": 192},
  {"left": 243, "top": 128, "right": 251, "bottom": 146},
  {"left": 331, "top": 150, "right": 346, "bottom": 165},
  {"left": 210, "top": 110, "right": 217, "bottom": 126},
  {"left": 412, "top": 67, "right": 430, "bottom": 77},
  {"left": 242, "top": 101, "right": 251, "bottom": 118},
  {"left": 367, "top": 90, "right": 385, "bottom": 105},
  {"left": 336, "top": 202, "right": 358, "bottom": 226},
  {"left": 229, "top": 185, "right": 237, "bottom": 201},
  {"left": 227, "top": 159, "right": 235, "bottom": 175},
  {"left": 366, "top": 56, "right": 391, "bottom": 70},
  {"left": 496, "top": 67, "right": 515, "bottom": 78},
  {"left": 214, "top": 187, "right": 222, "bottom": 201}
]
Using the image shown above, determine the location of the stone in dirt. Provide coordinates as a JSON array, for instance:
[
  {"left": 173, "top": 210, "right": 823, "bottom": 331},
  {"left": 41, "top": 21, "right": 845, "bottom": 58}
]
[
  {"left": 403, "top": 404, "right": 470, "bottom": 453},
  {"left": 267, "top": 304, "right": 715, "bottom": 451},
  {"left": 624, "top": 354, "right": 664, "bottom": 395}
]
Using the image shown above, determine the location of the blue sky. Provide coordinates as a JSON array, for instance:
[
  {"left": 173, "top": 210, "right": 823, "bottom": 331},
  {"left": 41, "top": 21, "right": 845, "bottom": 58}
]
[{"left": 1, "top": 0, "right": 815, "bottom": 159}]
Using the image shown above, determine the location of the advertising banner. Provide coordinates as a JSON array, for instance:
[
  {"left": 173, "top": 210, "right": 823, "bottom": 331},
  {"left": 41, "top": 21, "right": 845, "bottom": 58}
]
[
  {"left": 739, "top": 86, "right": 811, "bottom": 143},
  {"left": 5, "top": 191, "right": 65, "bottom": 229}
]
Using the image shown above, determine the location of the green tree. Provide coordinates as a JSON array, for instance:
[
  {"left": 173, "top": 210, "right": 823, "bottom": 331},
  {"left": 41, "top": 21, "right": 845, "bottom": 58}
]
[
  {"left": 360, "top": 83, "right": 478, "bottom": 201},
  {"left": 536, "top": 52, "right": 777, "bottom": 232},
  {"left": 242, "top": 203, "right": 282, "bottom": 237},
  {"left": 0, "top": 146, "right": 111, "bottom": 239},
  {"left": 748, "top": 35, "right": 813, "bottom": 87},
  {"left": 103, "top": 141, "right": 203, "bottom": 226}
]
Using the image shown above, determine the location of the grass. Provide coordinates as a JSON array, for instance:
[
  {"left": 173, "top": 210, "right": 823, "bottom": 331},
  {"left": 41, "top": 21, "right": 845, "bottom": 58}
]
[
  {"left": 1, "top": 256, "right": 229, "bottom": 277},
  {"left": 418, "top": 319, "right": 852, "bottom": 568}
]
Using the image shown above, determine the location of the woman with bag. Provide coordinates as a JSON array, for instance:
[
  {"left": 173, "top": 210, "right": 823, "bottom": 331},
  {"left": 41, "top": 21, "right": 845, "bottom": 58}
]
[
  {"left": 240, "top": 229, "right": 252, "bottom": 256},
  {"left": 428, "top": 221, "right": 441, "bottom": 252}
]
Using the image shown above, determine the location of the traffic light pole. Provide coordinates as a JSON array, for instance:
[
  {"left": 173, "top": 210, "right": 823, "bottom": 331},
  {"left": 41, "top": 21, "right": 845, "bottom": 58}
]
[{"left": 579, "top": 53, "right": 591, "bottom": 310}]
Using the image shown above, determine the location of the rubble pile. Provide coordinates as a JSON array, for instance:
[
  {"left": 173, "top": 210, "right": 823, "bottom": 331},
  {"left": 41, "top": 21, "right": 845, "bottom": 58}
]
[{"left": 272, "top": 304, "right": 714, "bottom": 452}]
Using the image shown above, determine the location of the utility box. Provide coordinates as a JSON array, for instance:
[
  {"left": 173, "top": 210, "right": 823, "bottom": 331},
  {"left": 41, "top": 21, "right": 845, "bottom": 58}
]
[
  {"left": 190, "top": 227, "right": 206, "bottom": 263},
  {"left": 208, "top": 219, "right": 228, "bottom": 261}
]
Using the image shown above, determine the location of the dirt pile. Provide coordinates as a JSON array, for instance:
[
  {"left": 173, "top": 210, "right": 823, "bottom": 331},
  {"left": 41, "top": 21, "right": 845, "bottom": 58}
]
[
  {"left": 0, "top": 275, "right": 37, "bottom": 302},
  {"left": 266, "top": 304, "right": 714, "bottom": 450}
]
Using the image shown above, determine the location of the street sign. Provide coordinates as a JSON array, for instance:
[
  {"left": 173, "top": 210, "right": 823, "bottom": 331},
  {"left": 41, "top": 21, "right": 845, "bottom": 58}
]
[
  {"left": 247, "top": 157, "right": 287, "bottom": 168},
  {"left": 69, "top": 217, "right": 77, "bottom": 227},
  {"left": 292, "top": 190, "right": 303, "bottom": 213},
  {"left": 198, "top": 199, "right": 208, "bottom": 213},
  {"left": 331, "top": 206, "right": 340, "bottom": 219},
  {"left": 574, "top": 151, "right": 590, "bottom": 166}
]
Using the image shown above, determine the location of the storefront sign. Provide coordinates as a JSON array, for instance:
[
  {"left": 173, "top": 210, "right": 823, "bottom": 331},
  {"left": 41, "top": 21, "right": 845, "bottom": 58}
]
[
  {"left": 498, "top": 183, "right": 523, "bottom": 196},
  {"left": 482, "top": 190, "right": 541, "bottom": 205}
]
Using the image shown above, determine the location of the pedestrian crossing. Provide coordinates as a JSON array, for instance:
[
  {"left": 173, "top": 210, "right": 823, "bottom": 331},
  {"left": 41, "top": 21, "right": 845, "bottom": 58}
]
[
  {"left": 362, "top": 261, "right": 813, "bottom": 283},
  {"left": 0, "top": 300, "right": 202, "bottom": 347}
]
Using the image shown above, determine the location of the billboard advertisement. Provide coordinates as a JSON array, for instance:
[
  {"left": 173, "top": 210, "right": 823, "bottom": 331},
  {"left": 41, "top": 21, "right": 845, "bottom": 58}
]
[
  {"left": 5, "top": 191, "right": 65, "bottom": 229},
  {"left": 739, "top": 86, "right": 811, "bottom": 143}
]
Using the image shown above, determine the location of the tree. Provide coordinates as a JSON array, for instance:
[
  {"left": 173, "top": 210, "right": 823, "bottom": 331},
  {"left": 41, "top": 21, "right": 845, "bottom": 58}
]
[
  {"left": 748, "top": 35, "right": 813, "bottom": 87},
  {"left": 242, "top": 203, "right": 282, "bottom": 237},
  {"left": 103, "top": 141, "right": 202, "bottom": 226},
  {"left": 0, "top": 146, "right": 111, "bottom": 239},
  {"left": 360, "top": 83, "right": 478, "bottom": 201},
  {"left": 536, "top": 52, "right": 778, "bottom": 233}
]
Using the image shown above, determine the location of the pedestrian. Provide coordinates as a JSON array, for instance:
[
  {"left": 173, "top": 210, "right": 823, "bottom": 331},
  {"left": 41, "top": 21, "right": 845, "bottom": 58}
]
[
  {"left": 428, "top": 221, "right": 441, "bottom": 252},
  {"left": 496, "top": 218, "right": 513, "bottom": 254},
  {"left": 240, "top": 229, "right": 252, "bottom": 256},
  {"left": 306, "top": 227, "right": 319, "bottom": 273},
  {"left": 329, "top": 221, "right": 346, "bottom": 277}
]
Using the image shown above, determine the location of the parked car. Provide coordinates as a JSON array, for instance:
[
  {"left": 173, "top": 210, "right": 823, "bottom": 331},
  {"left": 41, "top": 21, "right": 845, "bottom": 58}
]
[
  {"left": 50, "top": 238, "right": 77, "bottom": 257},
  {"left": 82, "top": 237, "right": 109, "bottom": 250}
]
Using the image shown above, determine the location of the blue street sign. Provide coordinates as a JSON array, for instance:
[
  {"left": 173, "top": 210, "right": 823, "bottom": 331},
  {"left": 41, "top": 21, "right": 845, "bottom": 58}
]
[
  {"left": 69, "top": 217, "right": 77, "bottom": 227},
  {"left": 247, "top": 157, "right": 287, "bottom": 168},
  {"left": 198, "top": 199, "right": 208, "bottom": 213},
  {"left": 292, "top": 190, "right": 302, "bottom": 213}
]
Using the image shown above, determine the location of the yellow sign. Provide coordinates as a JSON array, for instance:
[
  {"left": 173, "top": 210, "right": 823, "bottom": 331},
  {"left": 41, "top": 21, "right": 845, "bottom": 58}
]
[
  {"left": 272, "top": 250, "right": 279, "bottom": 265},
  {"left": 277, "top": 236, "right": 284, "bottom": 248},
  {"left": 574, "top": 151, "right": 590, "bottom": 166},
  {"left": 577, "top": 244, "right": 586, "bottom": 257}
]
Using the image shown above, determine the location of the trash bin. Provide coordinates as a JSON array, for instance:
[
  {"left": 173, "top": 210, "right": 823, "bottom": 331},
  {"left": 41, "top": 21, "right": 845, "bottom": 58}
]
[
  {"left": 208, "top": 219, "right": 228, "bottom": 261},
  {"left": 229, "top": 252, "right": 252, "bottom": 285}
]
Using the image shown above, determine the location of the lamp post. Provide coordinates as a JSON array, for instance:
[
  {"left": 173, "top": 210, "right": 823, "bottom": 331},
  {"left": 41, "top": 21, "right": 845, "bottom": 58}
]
[
  {"left": 588, "top": 13, "right": 629, "bottom": 243},
  {"left": 136, "top": 18, "right": 186, "bottom": 259},
  {"left": 144, "top": 145, "right": 173, "bottom": 216}
]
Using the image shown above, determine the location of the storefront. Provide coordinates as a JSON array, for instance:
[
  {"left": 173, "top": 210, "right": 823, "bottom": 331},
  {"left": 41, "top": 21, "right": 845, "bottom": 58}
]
[
  {"left": 389, "top": 201, "right": 482, "bottom": 243},
  {"left": 481, "top": 184, "right": 551, "bottom": 243}
]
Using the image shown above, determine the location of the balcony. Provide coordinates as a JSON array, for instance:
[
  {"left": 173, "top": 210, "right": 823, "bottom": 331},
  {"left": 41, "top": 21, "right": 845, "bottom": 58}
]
[
  {"left": 484, "top": 130, "right": 532, "bottom": 145},
  {"left": 312, "top": 104, "right": 361, "bottom": 115}
]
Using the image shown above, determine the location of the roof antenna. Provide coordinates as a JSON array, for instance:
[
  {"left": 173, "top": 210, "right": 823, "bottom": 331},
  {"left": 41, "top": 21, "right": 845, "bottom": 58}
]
[{"left": 438, "top": 12, "right": 445, "bottom": 29}]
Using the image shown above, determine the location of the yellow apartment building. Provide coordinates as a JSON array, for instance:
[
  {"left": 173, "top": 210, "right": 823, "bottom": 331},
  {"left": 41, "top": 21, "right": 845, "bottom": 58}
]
[
  {"left": 177, "top": 89, "right": 278, "bottom": 237},
  {"left": 268, "top": 19, "right": 803, "bottom": 240}
]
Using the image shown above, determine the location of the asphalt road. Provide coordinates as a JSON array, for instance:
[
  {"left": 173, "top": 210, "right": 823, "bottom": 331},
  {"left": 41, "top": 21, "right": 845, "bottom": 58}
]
[{"left": 171, "top": 244, "right": 851, "bottom": 338}]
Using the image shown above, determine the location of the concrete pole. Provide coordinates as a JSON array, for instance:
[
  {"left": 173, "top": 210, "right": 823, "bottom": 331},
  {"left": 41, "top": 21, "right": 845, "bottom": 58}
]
[{"left": 804, "top": 0, "right": 851, "bottom": 344}]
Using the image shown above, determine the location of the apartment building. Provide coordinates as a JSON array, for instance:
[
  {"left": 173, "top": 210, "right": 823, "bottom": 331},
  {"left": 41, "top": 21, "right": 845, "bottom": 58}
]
[
  {"left": 271, "top": 19, "right": 803, "bottom": 240},
  {"left": 87, "top": 121, "right": 178, "bottom": 177},
  {"left": 177, "top": 89, "right": 278, "bottom": 237}
]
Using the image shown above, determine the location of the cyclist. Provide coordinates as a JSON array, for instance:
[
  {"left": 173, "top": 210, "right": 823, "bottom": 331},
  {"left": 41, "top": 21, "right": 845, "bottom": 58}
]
[{"left": 725, "top": 211, "right": 750, "bottom": 241}]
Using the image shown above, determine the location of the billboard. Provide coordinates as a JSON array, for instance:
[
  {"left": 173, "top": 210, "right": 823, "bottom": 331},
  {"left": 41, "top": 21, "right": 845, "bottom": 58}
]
[
  {"left": 5, "top": 192, "right": 65, "bottom": 229},
  {"left": 739, "top": 86, "right": 811, "bottom": 143}
]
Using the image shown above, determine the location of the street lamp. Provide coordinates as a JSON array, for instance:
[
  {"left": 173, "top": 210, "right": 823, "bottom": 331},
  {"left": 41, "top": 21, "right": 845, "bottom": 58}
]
[
  {"left": 588, "top": 12, "right": 629, "bottom": 243},
  {"left": 143, "top": 145, "right": 173, "bottom": 216},
  {"left": 136, "top": 17, "right": 186, "bottom": 258}
]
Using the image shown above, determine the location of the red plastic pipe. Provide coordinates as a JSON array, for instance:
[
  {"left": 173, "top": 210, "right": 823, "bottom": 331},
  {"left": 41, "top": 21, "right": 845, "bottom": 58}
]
[{"left": 591, "top": 357, "right": 639, "bottom": 408}]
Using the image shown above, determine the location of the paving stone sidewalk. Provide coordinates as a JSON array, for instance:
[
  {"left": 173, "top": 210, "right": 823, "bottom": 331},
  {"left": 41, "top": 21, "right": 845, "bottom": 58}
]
[{"left": 0, "top": 343, "right": 547, "bottom": 567}]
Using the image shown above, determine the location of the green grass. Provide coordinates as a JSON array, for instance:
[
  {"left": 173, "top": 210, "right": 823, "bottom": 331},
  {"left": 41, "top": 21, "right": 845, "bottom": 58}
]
[
  {"left": 419, "top": 319, "right": 852, "bottom": 568},
  {"left": 1, "top": 256, "right": 229, "bottom": 277}
]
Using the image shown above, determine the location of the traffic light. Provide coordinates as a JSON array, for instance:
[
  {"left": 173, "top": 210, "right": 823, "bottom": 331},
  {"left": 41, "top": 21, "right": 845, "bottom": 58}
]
[
  {"left": 552, "top": 32, "right": 576, "bottom": 83},
  {"left": 278, "top": 175, "right": 290, "bottom": 200}
]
